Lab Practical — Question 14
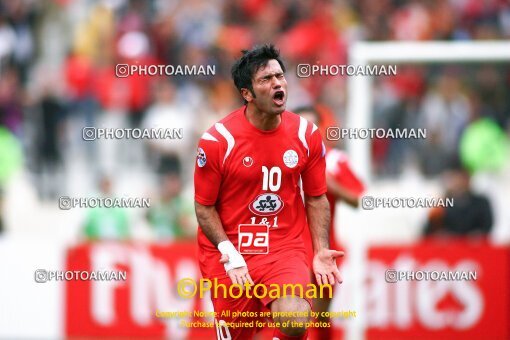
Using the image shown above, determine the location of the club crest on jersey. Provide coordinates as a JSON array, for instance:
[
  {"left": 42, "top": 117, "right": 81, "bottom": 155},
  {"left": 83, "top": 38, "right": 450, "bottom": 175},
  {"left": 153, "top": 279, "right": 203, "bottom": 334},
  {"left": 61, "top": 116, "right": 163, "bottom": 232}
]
[
  {"left": 196, "top": 147, "right": 206, "bottom": 167},
  {"left": 249, "top": 193, "right": 284, "bottom": 216},
  {"left": 283, "top": 149, "right": 298, "bottom": 168},
  {"left": 243, "top": 156, "right": 253, "bottom": 167}
]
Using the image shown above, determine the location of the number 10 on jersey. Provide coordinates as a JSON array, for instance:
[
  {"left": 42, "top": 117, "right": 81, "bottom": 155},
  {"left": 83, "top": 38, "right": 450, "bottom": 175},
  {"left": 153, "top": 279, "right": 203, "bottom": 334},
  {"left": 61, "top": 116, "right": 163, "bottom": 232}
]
[{"left": 261, "top": 166, "right": 281, "bottom": 191}]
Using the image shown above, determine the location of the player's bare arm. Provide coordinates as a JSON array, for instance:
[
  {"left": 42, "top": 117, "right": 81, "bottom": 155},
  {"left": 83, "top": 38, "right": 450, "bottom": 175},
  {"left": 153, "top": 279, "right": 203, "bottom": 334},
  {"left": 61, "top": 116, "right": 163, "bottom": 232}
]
[
  {"left": 194, "top": 201, "right": 254, "bottom": 287},
  {"left": 305, "top": 193, "right": 344, "bottom": 285},
  {"left": 194, "top": 202, "right": 228, "bottom": 246}
]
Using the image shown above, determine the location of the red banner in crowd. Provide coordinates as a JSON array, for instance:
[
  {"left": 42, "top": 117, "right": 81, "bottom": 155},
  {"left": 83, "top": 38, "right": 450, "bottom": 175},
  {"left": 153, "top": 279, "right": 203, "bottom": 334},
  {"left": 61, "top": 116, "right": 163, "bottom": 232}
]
[
  {"left": 65, "top": 240, "right": 509, "bottom": 339},
  {"left": 65, "top": 241, "right": 214, "bottom": 339},
  {"left": 366, "top": 240, "right": 510, "bottom": 339}
]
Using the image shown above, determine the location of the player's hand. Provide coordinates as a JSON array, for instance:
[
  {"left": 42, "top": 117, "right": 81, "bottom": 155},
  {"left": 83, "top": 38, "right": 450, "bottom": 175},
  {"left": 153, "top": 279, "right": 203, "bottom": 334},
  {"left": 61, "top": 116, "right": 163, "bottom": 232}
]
[
  {"left": 220, "top": 254, "right": 254, "bottom": 288},
  {"left": 312, "top": 249, "right": 344, "bottom": 285}
]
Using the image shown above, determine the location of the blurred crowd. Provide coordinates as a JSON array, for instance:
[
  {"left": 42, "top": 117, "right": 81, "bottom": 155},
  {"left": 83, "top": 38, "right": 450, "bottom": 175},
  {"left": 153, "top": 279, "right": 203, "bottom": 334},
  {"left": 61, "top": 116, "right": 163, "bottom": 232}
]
[{"left": 0, "top": 0, "right": 509, "bottom": 239}]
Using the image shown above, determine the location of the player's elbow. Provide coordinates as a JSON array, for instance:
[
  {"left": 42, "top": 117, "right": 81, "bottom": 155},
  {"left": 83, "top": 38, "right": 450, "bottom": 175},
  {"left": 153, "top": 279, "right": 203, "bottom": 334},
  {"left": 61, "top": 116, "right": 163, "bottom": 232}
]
[
  {"left": 194, "top": 201, "right": 215, "bottom": 221},
  {"left": 304, "top": 193, "right": 328, "bottom": 207}
]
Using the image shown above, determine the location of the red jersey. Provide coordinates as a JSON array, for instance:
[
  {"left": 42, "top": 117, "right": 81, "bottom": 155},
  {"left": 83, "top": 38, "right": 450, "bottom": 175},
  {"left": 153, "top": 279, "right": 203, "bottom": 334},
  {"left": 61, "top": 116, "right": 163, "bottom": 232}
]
[
  {"left": 325, "top": 148, "right": 365, "bottom": 233},
  {"left": 194, "top": 107, "right": 327, "bottom": 278}
]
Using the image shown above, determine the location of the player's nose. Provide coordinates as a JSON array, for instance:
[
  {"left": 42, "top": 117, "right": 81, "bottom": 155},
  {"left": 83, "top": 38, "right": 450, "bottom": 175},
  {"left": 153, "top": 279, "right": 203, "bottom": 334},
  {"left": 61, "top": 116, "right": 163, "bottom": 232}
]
[{"left": 271, "top": 76, "right": 282, "bottom": 88}]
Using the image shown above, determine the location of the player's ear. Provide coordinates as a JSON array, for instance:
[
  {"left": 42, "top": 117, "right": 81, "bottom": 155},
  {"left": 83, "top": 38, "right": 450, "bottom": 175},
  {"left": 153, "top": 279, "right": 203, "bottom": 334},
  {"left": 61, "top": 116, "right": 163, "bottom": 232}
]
[{"left": 241, "top": 88, "right": 254, "bottom": 103}]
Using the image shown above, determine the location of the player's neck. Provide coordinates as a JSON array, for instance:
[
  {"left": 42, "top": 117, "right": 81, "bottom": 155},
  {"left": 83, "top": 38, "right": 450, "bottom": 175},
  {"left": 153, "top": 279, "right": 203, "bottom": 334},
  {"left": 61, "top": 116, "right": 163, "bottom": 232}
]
[{"left": 245, "top": 105, "right": 282, "bottom": 131}]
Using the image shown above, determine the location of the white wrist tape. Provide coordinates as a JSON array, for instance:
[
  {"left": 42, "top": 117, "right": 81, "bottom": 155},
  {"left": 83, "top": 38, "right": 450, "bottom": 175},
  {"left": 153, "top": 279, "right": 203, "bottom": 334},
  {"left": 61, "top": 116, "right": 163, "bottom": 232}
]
[{"left": 218, "top": 241, "right": 247, "bottom": 273}]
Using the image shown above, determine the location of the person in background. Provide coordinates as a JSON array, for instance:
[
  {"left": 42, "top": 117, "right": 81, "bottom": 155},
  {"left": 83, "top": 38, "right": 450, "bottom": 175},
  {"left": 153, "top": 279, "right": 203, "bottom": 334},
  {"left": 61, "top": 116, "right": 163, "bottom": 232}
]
[
  {"left": 418, "top": 73, "right": 469, "bottom": 173},
  {"left": 295, "top": 106, "right": 365, "bottom": 340},
  {"left": 0, "top": 124, "right": 23, "bottom": 235},
  {"left": 34, "top": 88, "right": 66, "bottom": 200},
  {"left": 82, "top": 175, "right": 130, "bottom": 241},
  {"left": 424, "top": 162, "right": 493, "bottom": 238},
  {"left": 141, "top": 79, "right": 197, "bottom": 177},
  {"left": 0, "top": 187, "right": 4, "bottom": 233},
  {"left": 146, "top": 172, "right": 195, "bottom": 241}
]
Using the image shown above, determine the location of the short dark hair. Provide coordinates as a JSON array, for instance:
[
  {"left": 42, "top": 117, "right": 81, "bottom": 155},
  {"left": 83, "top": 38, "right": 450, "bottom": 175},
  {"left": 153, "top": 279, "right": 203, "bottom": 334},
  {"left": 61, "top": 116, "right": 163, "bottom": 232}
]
[{"left": 231, "top": 44, "right": 286, "bottom": 102}]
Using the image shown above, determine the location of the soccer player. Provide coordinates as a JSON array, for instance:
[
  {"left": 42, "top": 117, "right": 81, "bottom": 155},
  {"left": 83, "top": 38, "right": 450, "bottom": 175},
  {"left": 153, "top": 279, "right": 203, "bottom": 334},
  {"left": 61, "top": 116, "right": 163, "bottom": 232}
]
[
  {"left": 295, "top": 106, "right": 365, "bottom": 340},
  {"left": 194, "top": 45, "right": 344, "bottom": 340}
]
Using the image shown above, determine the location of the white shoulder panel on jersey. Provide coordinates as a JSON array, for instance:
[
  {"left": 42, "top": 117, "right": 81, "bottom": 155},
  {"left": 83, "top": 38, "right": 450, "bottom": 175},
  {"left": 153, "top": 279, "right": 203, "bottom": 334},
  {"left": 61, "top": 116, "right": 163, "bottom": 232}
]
[
  {"left": 312, "top": 123, "right": 318, "bottom": 134},
  {"left": 298, "top": 116, "right": 309, "bottom": 156},
  {"left": 201, "top": 132, "right": 218, "bottom": 142},
  {"left": 326, "top": 149, "right": 347, "bottom": 175},
  {"left": 215, "top": 123, "right": 235, "bottom": 164}
]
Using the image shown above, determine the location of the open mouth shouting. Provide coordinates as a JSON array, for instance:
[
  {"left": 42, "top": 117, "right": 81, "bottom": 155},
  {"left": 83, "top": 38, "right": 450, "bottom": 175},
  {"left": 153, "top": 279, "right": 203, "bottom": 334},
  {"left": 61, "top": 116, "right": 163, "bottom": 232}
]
[{"left": 272, "top": 90, "right": 285, "bottom": 107}]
